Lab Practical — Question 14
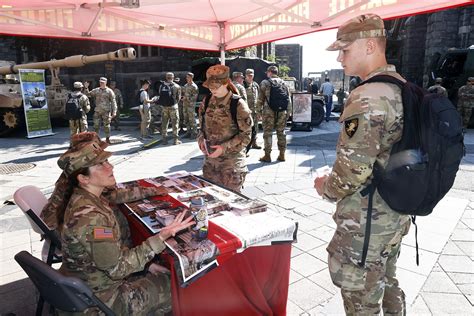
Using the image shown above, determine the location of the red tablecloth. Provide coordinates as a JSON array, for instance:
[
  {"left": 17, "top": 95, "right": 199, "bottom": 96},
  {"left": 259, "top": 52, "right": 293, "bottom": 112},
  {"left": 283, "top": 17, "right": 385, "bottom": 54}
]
[{"left": 121, "top": 206, "right": 292, "bottom": 316}]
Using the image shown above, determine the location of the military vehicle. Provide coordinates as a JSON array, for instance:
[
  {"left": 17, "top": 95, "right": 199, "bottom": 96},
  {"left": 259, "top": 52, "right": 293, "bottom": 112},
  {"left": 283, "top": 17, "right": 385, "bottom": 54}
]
[
  {"left": 0, "top": 48, "right": 136, "bottom": 136},
  {"left": 430, "top": 46, "right": 474, "bottom": 105}
]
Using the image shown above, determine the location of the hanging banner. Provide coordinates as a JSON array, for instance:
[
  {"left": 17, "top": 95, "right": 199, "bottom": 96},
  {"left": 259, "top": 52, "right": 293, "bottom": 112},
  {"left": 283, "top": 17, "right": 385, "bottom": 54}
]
[{"left": 19, "top": 69, "right": 53, "bottom": 138}]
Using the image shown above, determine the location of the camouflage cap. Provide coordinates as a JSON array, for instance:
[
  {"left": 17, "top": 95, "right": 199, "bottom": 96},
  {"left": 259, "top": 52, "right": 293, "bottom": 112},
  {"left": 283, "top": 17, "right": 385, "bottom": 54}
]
[
  {"left": 326, "top": 14, "right": 386, "bottom": 51},
  {"left": 468, "top": 77, "right": 474, "bottom": 82},
  {"left": 435, "top": 77, "right": 443, "bottom": 83},
  {"left": 73, "top": 81, "right": 83, "bottom": 89},
  {"left": 99, "top": 77, "right": 107, "bottom": 83},
  {"left": 58, "top": 141, "right": 112, "bottom": 176},
  {"left": 245, "top": 68, "right": 254, "bottom": 75},
  {"left": 165, "top": 72, "right": 174, "bottom": 79},
  {"left": 186, "top": 72, "right": 194, "bottom": 78},
  {"left": 203, "top": 65, "right": 230, "bottom": 89},
  {"left": 70, "top": 132, "right": 108, "bottom": 149},
  {"left": 232, "top": 71, "right": 243, "bottom": 79}
]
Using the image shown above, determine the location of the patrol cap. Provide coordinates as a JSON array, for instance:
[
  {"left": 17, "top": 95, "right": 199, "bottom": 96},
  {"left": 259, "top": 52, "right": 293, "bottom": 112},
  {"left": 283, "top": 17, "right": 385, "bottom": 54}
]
[
  {"left": 165, "top": 72, "right": 174, "bottom": 79},
  {"left": 468, "top": 77, "right": 474, "bottom": 82},
  {"left": 435, "top": 77, "right": 443, "bottom": 83},
  {"left": 326, "top": 14, "right": 386, "bottom": 51},
  {"left": 73, "top": 81, "right": 83, "bottom": 89},
  {"left": 186, "top": 72, "right": 194, "bottom": 78},
  {"left": 99, "top": 77, "right": 107, "bottom": 83},
  {"left": 245, "top": 68, "right": 254, "bottom": 75},
  {"left": 58, "top": 141, "right": 112, "bottom": 176},
  {"left": 70, "top": 132, "right": 108, "bottom": 149},
  {"left": 232, "top": 71, "right": 243, "bottom": 79},
  {"left": 203, "top": 65, "right": 230, "bottom": 89}
]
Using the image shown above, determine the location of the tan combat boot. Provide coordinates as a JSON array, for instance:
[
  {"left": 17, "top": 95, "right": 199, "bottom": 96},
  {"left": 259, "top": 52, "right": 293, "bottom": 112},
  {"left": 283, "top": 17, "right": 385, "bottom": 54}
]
[
  {"left": 174, "top": 138, "right": 182, "bottom": 145},
  {"left": 277, "top": 151, "right": 285, "bottom": 162},
  {"left": 259, "top": 152, "right": 271, "bottom": 163}
]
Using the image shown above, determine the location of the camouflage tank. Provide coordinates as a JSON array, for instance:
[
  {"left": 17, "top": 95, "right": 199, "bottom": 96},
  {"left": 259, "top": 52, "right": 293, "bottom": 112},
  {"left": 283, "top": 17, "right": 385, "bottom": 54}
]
[{"left": 0, "top": 48, "right": 136, "bottom": 136}]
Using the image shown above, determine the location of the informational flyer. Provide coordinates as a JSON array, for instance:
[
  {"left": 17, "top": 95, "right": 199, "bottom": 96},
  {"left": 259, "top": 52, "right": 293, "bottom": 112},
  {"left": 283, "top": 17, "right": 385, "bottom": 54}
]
[{"left": 19, "top": 69, "right": 53, "bottom": 138}]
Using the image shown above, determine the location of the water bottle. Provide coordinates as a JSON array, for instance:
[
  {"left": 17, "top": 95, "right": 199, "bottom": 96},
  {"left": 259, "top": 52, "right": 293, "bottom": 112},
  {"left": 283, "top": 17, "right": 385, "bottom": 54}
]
[{"left": 190, "top": 197, "right": 208, "bottom": 240}]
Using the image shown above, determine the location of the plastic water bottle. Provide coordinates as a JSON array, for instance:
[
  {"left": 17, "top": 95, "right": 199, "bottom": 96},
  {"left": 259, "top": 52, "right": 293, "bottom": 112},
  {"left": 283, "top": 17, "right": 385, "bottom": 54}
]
[{"left": 190, "top": 197, "right": 208, "bottom": 240}]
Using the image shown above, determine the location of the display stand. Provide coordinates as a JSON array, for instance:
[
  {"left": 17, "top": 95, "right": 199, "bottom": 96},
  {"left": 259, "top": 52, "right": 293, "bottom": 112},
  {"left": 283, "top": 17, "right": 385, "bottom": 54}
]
[{"left": 290, "top": 92, "right": 313, "bottom": 131}]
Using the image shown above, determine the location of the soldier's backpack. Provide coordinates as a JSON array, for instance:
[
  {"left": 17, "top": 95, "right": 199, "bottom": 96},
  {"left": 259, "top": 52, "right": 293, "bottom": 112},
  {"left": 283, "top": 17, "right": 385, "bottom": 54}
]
[
  {"left": 357, "top": 75, "right": 464, "bottom": 266},
  {"left": 64, "top": 93, "right": 83, "bottom": 120},
  {"left": 158, "top": 83, "right": 176, "bottom": 106},
  {"left": 266, "top": 79, "right": 290, "bottom": 112},
  {"left": 201, "top": 94, "right": 251, "bottom": 148},
  {"left": 137, "top": 89, "right": 145, "bottom": 105}
]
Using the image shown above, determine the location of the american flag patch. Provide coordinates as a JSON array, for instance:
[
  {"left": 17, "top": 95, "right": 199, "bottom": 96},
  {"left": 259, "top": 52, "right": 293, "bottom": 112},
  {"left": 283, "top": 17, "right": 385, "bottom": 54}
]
[{"left": 93, "top": 227, "right": 114, "bottom": 240}]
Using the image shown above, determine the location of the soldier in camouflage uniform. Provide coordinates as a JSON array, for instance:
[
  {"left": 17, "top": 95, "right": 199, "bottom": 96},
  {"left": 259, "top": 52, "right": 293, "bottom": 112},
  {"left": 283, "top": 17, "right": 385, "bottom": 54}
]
[
  {"left": 197, "top": 65, "right": 253, "bottom": 193},
  {"left": 244, "top": 68, "right": 262, "bottom": 154},
  {"left": 84, "top": 77, "right": 117, "bottom": 144},
  {"left": 427, "top": 77, "right": 448, "bottom": 97},
  {"left": 457, "top": 77, "right": 474, "bottom": 128},
  {"left": 181, "top": 72, "right": 199, "bottom": 138},
  {"left": 232, "top": 71, "right": 247, "bottom": 102},
  {"left": 315, "top": 14, "right": 411, "bottom": 315},
  {"left": 109, "top": 81, "right": 124, "bottom": 131},
  {"left": 56, "top": 140, "right": 194, "bottom": 315},
  {"left": 257, "top": 65, "right": 292, "bottom": 162},
  {"left": 158, "top": 72, "right": 182, "bottom": 145},
  {"left": 68, "top": 82, "right": 90, "bottom": 138},
  {"left": 41, "top": 132, "right": 167, "bottom": 231}
]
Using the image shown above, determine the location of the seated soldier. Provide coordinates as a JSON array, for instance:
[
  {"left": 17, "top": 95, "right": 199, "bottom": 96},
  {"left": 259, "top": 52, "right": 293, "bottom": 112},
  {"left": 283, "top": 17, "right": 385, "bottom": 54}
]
[{"left": 56, "top": 139, "right": 194, "bottom": 315}]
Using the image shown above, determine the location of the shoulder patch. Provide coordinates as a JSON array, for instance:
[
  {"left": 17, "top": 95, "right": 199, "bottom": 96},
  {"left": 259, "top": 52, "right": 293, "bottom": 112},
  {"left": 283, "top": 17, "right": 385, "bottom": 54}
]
[
  {"left": 93, "top": 227, "right": 114, "bottom": 240},
  {"left": 344, "top": 118, "right": 359, "bottom": 138}
]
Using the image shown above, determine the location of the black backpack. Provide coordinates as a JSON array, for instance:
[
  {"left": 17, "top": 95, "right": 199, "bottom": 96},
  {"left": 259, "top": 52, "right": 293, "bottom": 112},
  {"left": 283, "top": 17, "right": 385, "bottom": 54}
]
[
  {"left": 266, "top": 79, "right": 289, "bottom": 112},
  {"left": 158, "top": 83, "right": 176, "bottom": 106},
  {"left": 357, "top": 75, "right": 464, "bottom": 266},
  {"left": 137, "top": 89, "right": 145, "bottom": 105},
  {"left": 64, "top": 93, "right": 83, "bottom": 120}
]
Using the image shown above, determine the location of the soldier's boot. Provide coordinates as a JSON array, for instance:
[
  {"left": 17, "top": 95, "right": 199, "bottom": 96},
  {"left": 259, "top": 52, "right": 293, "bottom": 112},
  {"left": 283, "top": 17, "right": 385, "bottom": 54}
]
[
  {"left": 251, "top": 140, "right": 262, "bottom": 149},
  {"left": 259, "top": 152, "right": 272, "bottom": 163},
  {"left": 106, "top": 137, "right": 111, "bottom": 144},
  {"left": 174, "top": 138, "right": 182, "bottom": 145},
  {"left": 277, "top": 150, "right": 286, "bottom": 162}
]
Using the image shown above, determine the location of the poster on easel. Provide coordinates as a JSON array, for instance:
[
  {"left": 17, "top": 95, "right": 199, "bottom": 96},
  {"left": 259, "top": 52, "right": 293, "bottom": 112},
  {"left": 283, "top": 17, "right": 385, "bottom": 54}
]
[
  {"left": 291, "top": 92, "right": 312, "bottom": 131},
  {"left": 19, "top": 69, "right": 53, "bottom": 138}
]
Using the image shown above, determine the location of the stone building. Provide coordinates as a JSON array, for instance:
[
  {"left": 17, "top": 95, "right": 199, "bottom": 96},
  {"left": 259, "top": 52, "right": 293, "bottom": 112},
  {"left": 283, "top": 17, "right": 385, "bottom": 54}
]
[{"left": 275, "top": 44, "right": 303, "bottom": 85}]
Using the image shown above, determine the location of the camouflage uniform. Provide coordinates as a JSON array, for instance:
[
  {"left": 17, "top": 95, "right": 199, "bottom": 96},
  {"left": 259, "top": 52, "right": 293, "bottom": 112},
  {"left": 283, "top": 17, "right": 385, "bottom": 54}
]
[
  {"left": 69, "top": 91, "right": 90, "bottom": 136},
  {"left": 86, "top": 87, "right": 117, "bottom": 139},
  {"left": 257, "top": 75, "right": 292, "bottom": 155},
  {"left": 60, "top": 187, "right": 171, "bottom": 315},
  {"left": 457, "top": 81, "right": 474, "bottom": 128},
  {"left": 244, "top": 79, "right": 261, "bottom": 152},
  {"left": 182, "top": 81, "right": 199, "bottom": 136},
  {"left": 322, "top": 65, "right": 411, "bottom": 315},
  {"left": 198, "top": 91, "right": 253, "bottom": 192},
  {"left": 427, "top": 84, "right": 448, "bottom": 97},
  {"left": 233, "top": 81, "right": 247, "bottom": 102},
  {"left": 159, "top": 82, "right": 181, "bottom": 143},
  {"left": 111, "top": 87, "right": 124, "bottom": 130}
]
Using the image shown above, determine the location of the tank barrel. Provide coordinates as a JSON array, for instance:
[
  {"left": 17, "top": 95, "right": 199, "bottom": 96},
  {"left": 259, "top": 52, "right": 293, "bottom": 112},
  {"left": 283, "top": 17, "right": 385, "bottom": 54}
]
[{"left": 0, "top": 48, "right": 136, "bottom": 75}]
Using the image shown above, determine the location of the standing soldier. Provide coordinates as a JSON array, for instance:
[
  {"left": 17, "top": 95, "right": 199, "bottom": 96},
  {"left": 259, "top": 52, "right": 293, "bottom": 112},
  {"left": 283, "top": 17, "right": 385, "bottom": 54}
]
[
  {"left": 428, "top": 77, "right": 448, "bottom": 97},
  {"left": 257, "top": 65, "right": 292, "bottom": 163},
  {"left": 110, "top": 81, "right": 124, "bottom": 131},
  {"left": 197, "top": 65, "right": 253, "bottom": 192},
  {"left": 458, "top": 76, "right": 474, "bottom": 128},
  {"left": 182, "top": 72, "right": 199, "bottom": 138},
  {"left": 244, "top": 68, "right": 262, "bottom": 154},
  {"left": 232, "top": 71, "right": 247, "bottom": 101},
  {"left": 158, "top": 72, "right": 181, "bottom": 145},
  {"left": 315, "top": 14, "right": 411, "bottom": 315},
  {"left": 67, "top": 82, "right": 90, "bottom": 138},
  {"left": 84, "top": 77, "right": 117, "bottom": 144}
]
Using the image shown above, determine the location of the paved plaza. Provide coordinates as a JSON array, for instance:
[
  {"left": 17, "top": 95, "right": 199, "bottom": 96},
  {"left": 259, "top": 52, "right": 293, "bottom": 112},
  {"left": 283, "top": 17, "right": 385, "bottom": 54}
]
[{"left": 1, "top": 122, "right": 473, "bottom": 315}]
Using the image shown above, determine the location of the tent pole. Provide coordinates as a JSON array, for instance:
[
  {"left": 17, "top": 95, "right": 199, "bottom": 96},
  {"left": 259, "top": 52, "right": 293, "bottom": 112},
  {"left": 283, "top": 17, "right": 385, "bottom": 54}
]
[
  {"left": 218, "top": 22, "right": 226, "bottom": 65},
  {"left": 220, "top": 46, "right": 225, "bottom": 65}
]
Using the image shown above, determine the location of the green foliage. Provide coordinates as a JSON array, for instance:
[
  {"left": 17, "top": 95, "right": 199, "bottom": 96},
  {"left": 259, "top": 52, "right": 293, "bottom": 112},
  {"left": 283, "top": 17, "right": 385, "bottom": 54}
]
[
  {"left": 279, "top": 65, "right": 291, "bottom": 78},
  {"left": 266, "top": 54, "right": 276, "bottom": 62}
]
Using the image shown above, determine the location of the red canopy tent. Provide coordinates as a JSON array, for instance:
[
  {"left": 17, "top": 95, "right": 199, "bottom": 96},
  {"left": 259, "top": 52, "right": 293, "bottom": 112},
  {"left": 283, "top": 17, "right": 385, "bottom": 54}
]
[{"left": 0, "top": 0, "right": 472, "bottom": 60}]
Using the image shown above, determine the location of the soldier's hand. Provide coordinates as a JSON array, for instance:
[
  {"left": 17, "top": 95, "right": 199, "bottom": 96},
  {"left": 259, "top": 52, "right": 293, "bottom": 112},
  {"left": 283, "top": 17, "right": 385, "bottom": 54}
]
[
  {"left": 314, "top": 175, "right": 328, "bottom": 197},
  {"left": 197, "top": 135, "right": 208, "bottom": 155},
  {"left": 207, "top": 145, "right": 223, "bottom": 158},
  {"left": 158, "top": 211, "right": 195, "bottom": 241},
  {"left": 148, "top": 262, "right": 170, "bottom": 275}
]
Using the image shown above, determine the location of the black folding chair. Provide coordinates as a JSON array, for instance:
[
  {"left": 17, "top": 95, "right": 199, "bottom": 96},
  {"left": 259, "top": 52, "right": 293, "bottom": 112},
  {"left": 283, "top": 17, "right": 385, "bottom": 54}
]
[{"left": 14, "top": 251, "right": 115, "bottom": 316}]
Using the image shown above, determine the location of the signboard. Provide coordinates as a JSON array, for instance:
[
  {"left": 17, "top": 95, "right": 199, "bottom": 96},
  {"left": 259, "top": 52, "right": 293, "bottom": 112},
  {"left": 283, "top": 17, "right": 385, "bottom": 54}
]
[
  {"left": 291, "top": 92, "right": 313, "bottom": 132},
  {"left": 19, "top": 69, "right": 53, "bottom": 138}
]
